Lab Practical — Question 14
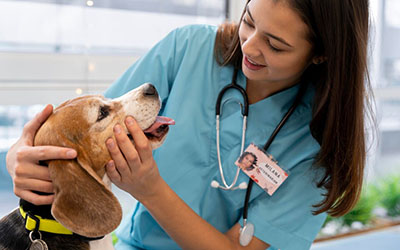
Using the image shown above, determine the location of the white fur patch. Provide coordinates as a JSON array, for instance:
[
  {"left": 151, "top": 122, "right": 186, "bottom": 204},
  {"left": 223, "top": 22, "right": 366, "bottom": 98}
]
[
  {"left": 89, "top": 234, "right": 114, "bottom": 250},
  {"left": 102, "top": 174, "right": 112, "bottom": 190},
  {"left": 89, "top": 83, "right": 160, "bottom": 135}
]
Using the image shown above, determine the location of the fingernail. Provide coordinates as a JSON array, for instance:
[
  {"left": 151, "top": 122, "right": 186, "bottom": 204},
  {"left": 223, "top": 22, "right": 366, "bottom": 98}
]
[
  {"left": 107, "top": 161, "right": 114, "bottom": 169},
  {"left": 114, "top": 124, "right": 121, "bottom": 134},
  {"left": 66, "top": 150, "right": 77, "bottom": 158},
  {"left": 107, "top": 139, "right": 115, "bottom": 148},
  {"left": 126, "top": 117, "right": 134, "bottom": 126}
]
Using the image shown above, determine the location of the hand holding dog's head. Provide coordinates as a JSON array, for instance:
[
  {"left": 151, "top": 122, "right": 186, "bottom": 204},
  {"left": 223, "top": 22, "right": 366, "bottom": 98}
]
[{"left": 33, "top": 83, "right": 173, "bottom": 237}]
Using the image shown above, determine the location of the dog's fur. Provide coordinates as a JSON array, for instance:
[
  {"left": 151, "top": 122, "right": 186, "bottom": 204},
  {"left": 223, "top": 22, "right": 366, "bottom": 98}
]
[{"left": 0, "top": 83, "right": 172, "bottom": 250}]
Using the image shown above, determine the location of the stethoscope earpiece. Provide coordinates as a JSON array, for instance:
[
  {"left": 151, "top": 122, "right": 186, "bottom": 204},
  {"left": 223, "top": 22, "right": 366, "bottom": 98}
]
[
  {"left": 238, "top": 182, "right": 248, "bottom": 189},
  {"left": 210, "top": 180, "right": 220, "bottom": 188},
  {"left": 211, "top": 180, "right": 248, "bottom": 190}
]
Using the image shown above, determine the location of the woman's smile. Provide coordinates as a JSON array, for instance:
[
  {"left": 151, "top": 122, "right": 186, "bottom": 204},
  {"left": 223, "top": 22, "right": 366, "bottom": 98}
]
[
  {"left": 238, "top": 0, "right": 314, "bottom": 102},
  {"left": 243, "top": 55, "right": 266, "bottom": 71}
]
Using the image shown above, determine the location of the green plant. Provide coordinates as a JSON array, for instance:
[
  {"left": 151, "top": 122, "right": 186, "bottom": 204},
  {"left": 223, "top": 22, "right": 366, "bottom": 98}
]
[
  {"left": 322, "top": 184, "right": 380, "bottom": 228},
  {"left": 341, "top": 185, "right": 379, "bottom": 226},
  {"left": 377, "top": 175, "right": 400, "bottom": 217},
  {"left": 320, "top": 175, "right": 400, "bottom": 235},
  {"left": 112, "top": 232, "right": 119, "bottom": 245}
]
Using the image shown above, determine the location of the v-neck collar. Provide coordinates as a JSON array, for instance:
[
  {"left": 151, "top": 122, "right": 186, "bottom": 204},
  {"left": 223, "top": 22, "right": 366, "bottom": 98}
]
[
  {"left": 216, "top": 66, "right": 314, "bottom": 133},
  {"left": 235, "top": 69, "right": 308, "bottom": 127}
]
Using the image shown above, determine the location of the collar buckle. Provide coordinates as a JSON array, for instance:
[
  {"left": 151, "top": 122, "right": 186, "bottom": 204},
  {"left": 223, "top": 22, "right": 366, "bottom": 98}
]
[{"left": 25, "top": 211, "right": 40, "bottom": 233}]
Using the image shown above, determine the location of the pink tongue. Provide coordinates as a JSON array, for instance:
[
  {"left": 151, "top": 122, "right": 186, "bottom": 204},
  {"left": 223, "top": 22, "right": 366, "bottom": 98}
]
[{"left": 144, "top": 116, "right": 175, "bottom": 133}]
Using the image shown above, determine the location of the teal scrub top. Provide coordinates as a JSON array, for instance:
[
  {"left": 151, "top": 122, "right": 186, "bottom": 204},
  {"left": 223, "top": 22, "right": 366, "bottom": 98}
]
[{"left": 104, "top": 24, "right": 327, "bottom": 250}]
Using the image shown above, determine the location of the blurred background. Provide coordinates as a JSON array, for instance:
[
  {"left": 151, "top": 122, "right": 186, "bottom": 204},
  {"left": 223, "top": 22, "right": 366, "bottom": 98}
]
[{"left": 0, "top": 0, "right": 399, "bottom": 249}]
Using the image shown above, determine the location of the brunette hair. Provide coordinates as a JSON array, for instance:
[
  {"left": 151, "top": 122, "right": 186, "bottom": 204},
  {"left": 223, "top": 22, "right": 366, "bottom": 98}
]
[
  {"left": 215, "top": 0, "right": 374, "bottom": 217},
  {"left": 238, "top": 151, "right": 258, "bottom": 170}
]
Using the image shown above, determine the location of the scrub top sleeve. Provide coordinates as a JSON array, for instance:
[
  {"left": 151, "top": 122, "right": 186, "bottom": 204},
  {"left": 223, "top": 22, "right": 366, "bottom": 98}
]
[
  {"left": 243, "top": 159, "right": 327, "bottom": 250},
  {"left": 114, "top": 218, "right": 142, "bottom": 250},
  {"left": 104, "top": 28, "right": 180, "bottom": 101}
]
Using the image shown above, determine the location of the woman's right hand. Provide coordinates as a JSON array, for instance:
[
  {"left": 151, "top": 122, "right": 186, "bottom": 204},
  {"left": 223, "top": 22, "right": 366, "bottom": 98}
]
[{"left": 5, "top": 104, "right": 77, "bottom": 205}]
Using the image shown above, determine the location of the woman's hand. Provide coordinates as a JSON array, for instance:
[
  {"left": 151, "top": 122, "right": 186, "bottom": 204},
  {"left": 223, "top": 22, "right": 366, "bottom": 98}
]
[
  {"left": 106, "top": 116, "right": 162, "bottom": 202},
  {"left": 105, "top": 117, "right": 269, "bottom": 249},
  {"left": 6, "top": 104, "right": 77, "bottom": 205}
]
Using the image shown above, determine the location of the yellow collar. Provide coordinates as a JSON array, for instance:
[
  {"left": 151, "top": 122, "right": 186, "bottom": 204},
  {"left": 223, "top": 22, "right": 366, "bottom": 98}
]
[{"left": 19, "top": 206, "right": 73, "bottom": 235}]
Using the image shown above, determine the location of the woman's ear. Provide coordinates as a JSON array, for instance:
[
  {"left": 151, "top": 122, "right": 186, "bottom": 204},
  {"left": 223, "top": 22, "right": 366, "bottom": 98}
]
[{"left": 312, "top": 56, "right": 327, "bottom": 65}]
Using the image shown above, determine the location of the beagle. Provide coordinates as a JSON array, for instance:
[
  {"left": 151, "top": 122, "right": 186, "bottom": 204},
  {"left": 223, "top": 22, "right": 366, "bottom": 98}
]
[{"left": 0, "top": 83, "right": 175, "bottom": 250}]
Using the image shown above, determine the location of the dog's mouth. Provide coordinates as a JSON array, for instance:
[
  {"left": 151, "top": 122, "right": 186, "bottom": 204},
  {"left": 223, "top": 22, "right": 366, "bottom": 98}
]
[
  {"left": 127, "top": 116, "right": 175, "bottom": 142},
  {"left": 144, "top": 116, "right": 175, "bottom": 140}
]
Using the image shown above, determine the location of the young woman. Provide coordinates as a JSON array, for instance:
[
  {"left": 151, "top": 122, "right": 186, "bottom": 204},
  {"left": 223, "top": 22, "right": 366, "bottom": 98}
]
[
  {"left": 237, "top": 152, "right": 258, "bottom": 171},
  {"left": 6, "top": 0, "right": 373, "bottom": 249}
]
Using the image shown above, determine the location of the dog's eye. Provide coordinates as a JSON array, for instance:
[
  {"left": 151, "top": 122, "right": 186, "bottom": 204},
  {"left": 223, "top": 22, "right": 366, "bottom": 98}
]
[{"left": 97, "top": 106, "right": 110, "bottom": 122}]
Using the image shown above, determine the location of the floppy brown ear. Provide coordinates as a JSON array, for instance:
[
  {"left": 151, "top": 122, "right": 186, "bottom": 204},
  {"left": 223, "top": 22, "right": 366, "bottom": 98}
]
[{"left": 49, "top": 157, "right": 122, "bottom": 238}]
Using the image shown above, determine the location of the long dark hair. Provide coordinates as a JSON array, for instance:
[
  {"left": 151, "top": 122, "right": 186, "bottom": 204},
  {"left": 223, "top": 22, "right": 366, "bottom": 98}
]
[{"left": 214, "top": 0, "right": 374, "bottom": 217}]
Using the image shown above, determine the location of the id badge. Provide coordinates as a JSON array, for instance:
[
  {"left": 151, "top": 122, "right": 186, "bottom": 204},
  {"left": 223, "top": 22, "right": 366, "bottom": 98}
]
[{"left": 235, "top": 143, "right": 288, "bottom": 195}]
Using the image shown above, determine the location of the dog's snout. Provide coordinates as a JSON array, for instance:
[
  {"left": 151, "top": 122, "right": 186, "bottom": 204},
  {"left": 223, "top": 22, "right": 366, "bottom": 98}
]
[{"left": 143, "top": 84, "right": 157, "bottom": 97}]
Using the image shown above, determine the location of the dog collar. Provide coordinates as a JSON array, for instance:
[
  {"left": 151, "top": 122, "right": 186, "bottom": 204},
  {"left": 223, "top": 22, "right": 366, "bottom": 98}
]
[{"left": 19, "top": 206, "right": 73, "bottom": 235}]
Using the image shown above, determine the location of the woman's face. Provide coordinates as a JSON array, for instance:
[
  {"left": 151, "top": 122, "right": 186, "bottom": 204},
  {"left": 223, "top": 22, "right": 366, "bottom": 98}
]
[
  {"left": 242, "top": 154, "right": 255, "bottom": 168},
  {"left": 239, "top": 0, "right": 314, "bottom": 90}
]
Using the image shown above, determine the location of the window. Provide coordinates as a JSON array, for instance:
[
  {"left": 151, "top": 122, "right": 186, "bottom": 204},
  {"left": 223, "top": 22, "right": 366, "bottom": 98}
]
[
  {"left": 0, "top": 0, "right": 225, "bottom": 217},
  {"left": 372, "top": 0, "right": 400, "bottom": 181},
  {"left": 0, "top": 0, "right": 225, "bottom": 143}
]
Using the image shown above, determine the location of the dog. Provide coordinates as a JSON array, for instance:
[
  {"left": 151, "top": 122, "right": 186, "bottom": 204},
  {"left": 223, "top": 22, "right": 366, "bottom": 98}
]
[{"left": 0, "top": 83, "right": 175, "bottom": 250}]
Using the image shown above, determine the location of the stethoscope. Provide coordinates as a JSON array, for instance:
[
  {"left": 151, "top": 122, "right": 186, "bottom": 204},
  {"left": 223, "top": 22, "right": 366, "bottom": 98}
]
[{"left": 211, "top": 67, "right": 307, "bottom": 246}]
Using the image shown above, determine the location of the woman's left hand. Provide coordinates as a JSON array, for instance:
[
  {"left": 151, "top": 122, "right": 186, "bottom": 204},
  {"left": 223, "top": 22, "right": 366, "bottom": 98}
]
[{"left": 105, "top": 116, "right": 162, "bottom": 202}]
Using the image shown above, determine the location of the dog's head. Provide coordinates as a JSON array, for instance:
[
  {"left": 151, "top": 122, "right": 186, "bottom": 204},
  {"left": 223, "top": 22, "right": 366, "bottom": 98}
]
[{"left": 33, "top": 83, "right": 174, "bottom": 237}]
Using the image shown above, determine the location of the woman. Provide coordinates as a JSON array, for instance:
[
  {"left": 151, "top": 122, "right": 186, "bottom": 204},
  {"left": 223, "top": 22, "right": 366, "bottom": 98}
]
[
  {"left": 6, "top": 0, "right": 373, "bottom": 249},
  {"left": 237, "top": 152, "right": 258, "bottom": 171}
]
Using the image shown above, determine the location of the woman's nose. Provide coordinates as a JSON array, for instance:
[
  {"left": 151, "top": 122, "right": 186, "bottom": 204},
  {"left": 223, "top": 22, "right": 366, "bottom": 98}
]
[{"left": 241, "top": 33, "right": 261, "bottom": 57}]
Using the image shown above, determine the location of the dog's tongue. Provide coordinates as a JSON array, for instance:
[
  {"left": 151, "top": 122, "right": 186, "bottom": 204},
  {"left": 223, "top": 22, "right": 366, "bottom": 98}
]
[{"left": 144, "top": 116, "right": 175, "bottom": 133}]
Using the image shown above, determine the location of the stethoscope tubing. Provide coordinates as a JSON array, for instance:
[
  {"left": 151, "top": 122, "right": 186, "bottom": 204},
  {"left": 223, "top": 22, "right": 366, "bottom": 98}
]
[
  {"left": 214, "top": 67, "right": 308, "bottom": 246},
  {"left": 242, "top": 80, "right": 308, "bottom": 221},
  {"left": 215, "top": 68, "right": 249, "bottom": 117},
  {"left": 214, "top": 67, "right": 249, "bottom": 190},
  {"left": 215, "top": 114, "right": 247, "bottom": 190}
]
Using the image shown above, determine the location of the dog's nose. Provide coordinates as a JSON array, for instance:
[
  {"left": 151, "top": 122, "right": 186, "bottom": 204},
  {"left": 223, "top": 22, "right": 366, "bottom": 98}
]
[{"left": 143, "top": 84, "right": 157, "bottom": 96}]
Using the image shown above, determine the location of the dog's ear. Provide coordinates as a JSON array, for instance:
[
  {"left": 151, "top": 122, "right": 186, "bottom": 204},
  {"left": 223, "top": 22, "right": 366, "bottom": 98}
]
[{"left": 49, "top": 156, "right": 122, "bottom": 238}]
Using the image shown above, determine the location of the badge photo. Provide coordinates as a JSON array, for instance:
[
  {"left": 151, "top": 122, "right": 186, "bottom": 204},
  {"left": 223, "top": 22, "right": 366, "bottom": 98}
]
[{"left": 235, "top": 143, "right": 289, "bottom": 196}]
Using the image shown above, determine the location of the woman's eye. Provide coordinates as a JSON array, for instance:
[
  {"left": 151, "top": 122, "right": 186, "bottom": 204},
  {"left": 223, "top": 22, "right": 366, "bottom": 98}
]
[
  {"left": 267, "top": 40, "right": 284, "bottom": 53},
  {"left": 242, "top": 18, "right": 254, "bottom": 28},
  {"left": 242, "top": 15, "right": 284, "bottom": 53},
  {"left": 97, "top": 106, "right": 109, "bottom": 121},
  {"left": 268, "top": 43, "right": 284, "bottom": 52}
]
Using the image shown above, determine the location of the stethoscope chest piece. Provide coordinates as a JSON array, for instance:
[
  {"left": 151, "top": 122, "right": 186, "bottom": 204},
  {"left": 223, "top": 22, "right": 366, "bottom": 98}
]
[{"left": 239, "top": 220, "right": 254, "bottom": 246}]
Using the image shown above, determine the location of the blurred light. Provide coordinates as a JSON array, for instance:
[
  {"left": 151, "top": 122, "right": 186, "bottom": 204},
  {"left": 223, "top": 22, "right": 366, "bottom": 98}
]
[
  {"left": 75, "top": 88, "right": 83, "bottom": 95},
  {"left": 86, "top": 0, "right": 94, "bottom": 7},
  {"left": 88, "top": 62, "right": 96, "bottom": 72},
  {"left": 386, "top": 0, "right": 400, "bottom": 28}
]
